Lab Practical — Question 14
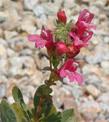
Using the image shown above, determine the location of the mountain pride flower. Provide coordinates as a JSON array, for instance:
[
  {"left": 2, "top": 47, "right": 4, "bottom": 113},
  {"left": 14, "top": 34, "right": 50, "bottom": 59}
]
[
  {"left": 28, "top": 27, "right": 54, "bottom": 49},
  {"left": 57, "top": 59, "right": 83, "bottom": 85},
  {"left": 69, "top": 9, "right": 95, "bottom": 48},
  {"left": 66, "top": 44, "right": 80, "bottom": 58}
]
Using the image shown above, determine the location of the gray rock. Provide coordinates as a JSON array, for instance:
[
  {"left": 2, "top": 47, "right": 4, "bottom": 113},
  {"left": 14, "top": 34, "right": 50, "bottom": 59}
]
[
  {"left": 9, "top": 56, "right": 36, "bottom": 76},
  {"left": 91, "top": 0, "right": 107, "bottom": 6},
  {"left": 82, "top": 64, "right": 92, "bottom": 75},
  {"left": 0, "top": 38, "right": 7, "bottom": 47},
  {"left": 0, "top": 76, "right": 8, "bottom": 83},
  {"left": 104, "top": 36, "right": 109, "bottom": 43},
  {"left": 19, "top": 48, "right": 33, "bottom": 56},
  {"left": 0, "top": 44, "right": 7, "bottom": 58},
  {"left": 0, "top": 83, "right": 6, "bottom": 98},
  {"left": 0, "top": 58, "right": 9, "bottom": 75},
  {"left": 8, "top": 96, "right": 14, "bottom": 104},
  {"left": 64, "top": 0, "right": 76, "bottom": 8},
  {"left": 71, "top": 85, "right": 83, "bottom": 100},
  {"left": 85, "top": 74, "right": 102, "bottom": 87},
  {"left": 86, "top": 84, "right": 100, "bottom": 98},
  {"left": 20, "top": 19, "right": 36, "bottom": 33},
  {"left": 0, "top": 12, "right": 8, "bottom": 23},
  {"left": 0, "top": 0, "right": 3, "bottom": 8},
  {"left": 33, "top": 5, "right": 45, "bottom": 17},
  {"left": 7, "top": 48, "right": 16, "bottom": 57},
  {"left": 99, "top": 103, "right": 109, "bottom": 112},
  {"left": 85, "top": 52, "right": 102, "bottom": 64},
  {"left": 85, "top": 44, "right": 109, "bottom": 64},
  {"left": 24, "top": 0, "right": 39, "bottom": 10},
  {"left": 7, "top": 37, "right": 26, "bottom": 51},
  {"left": 0, "top": 8, "right": 21, "bottom": 30},
  {"left": 101, "top": 61, "right": 109, "bottom": 75},
  {"left": 4, "top": 31, "right": 18, "bottom": 40},
  {"left": 98, "top": 92, "right": 109, "bottom": 103},
  {"left": 42, "top": 3, "right": 59, "bottom": 15},
  {"left": 79, "top": 100, "right": 101, "bottom": 119}
]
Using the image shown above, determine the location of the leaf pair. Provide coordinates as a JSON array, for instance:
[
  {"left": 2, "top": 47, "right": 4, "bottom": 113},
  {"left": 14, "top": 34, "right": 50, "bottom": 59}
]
[
  {"left": 0, "top": 86, "right": 33, "bottom": 122},
  {"left": 0, "top": 86, "right": 79, "bottom": 122}
]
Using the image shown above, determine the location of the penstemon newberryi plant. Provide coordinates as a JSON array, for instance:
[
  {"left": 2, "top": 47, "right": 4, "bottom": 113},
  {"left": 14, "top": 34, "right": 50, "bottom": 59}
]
[{"left": 0, "top": 9, "right": 95, "bottom": 122}]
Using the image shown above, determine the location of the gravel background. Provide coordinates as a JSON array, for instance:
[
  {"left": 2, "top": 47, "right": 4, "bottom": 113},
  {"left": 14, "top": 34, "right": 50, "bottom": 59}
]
[{"left": 0, "top": 0, "right": 109, "bottom": 122}]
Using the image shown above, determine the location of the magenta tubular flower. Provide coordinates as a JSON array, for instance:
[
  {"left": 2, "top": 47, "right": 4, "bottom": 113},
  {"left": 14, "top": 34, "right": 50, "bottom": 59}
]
[
  {"left": 69, "top": 9, "right": 95, "bottom": 48},
  {"left": 76, "top": 9, "right": 94, "bottom": 24},
  {"left": 58, "top": 59, "right": 83, "bottom": 85},
  {"left": 55, "top": 42, "right": 68, "bottom": 55},
  {"left": 28, "top": 27, "right": 54, "bottom": 49},
  {"left": 67, "top": 44, "right": 80, "bottom": 58},
  {"left": 57, "top": 10, "right": 67, "bottom": 24},
  {"left": 28, "top": 34, "right": 46, "bottom": 48}
]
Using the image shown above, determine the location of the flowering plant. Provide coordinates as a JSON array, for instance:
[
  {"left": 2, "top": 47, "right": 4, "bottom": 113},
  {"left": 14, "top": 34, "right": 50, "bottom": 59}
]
[{"left": 0, "top": 9, "right": 95, "bottom": 122}]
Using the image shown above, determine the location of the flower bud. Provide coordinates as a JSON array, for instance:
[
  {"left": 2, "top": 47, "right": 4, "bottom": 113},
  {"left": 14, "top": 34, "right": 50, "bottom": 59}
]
[
  {"left": 57, "top": 10, "right": 67, "bottom": 24},
  {"left": 55, "top": 42, "right": 68, "bottom": 55}
]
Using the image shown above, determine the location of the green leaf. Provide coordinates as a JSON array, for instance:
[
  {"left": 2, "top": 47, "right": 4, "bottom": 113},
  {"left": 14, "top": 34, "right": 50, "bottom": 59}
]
[
  {"left": 40, "top": 112, "right": 61, "bottom": 122},
  {"left": 51, "top": 55, "right": 59, "bottom": 68},
  {"left": 12, "top": 86, "right": 33, "bottom": 121},
  {"left": 34, "top": 85, "right": 52, "bottom": 98},
  {"left": 0, "top": 100, "right": 17, "bottom": 122},
  {"left": 41, "top": 97, "right": 52, "bottom": 116},
  {"left": 11, "top": 103, "right": 28, "bottom": 122},
  {"left": 12, "top": 86, "right": 24, "bottom": 104},
  {"left": 48, "top": 105, "right": 57, "bottom": 116},
  {"left": 61, "top": 109, "right": 77, "bottom": 122},
  {"left": 34, "top": 85, "right": 53, "bottom": 118}
]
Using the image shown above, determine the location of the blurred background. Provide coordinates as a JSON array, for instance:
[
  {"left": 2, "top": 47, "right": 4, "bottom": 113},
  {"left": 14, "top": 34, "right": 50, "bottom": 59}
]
[{"left": 0, "top": 0, "right": 109, "bottom": 121}]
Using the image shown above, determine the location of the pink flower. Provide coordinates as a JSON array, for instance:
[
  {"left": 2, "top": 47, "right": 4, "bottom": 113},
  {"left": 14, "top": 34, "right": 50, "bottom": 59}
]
[
  {"left": 55, "top": 42, "right": 68, "bottom": 55},
  {"left": 58, "top": 59, "right": 83, "bottom": 85},
  {"left": 57, "top": 10, "right": 67, "bottom": 24},
  {"left": 28, "top": 27, "right": 54, "bottom": 49},
  {"left": 77, "top": 9, "right": 94, "bottom": 24},
  {"left": 28, "top": 34, "right": 46, "bottom": 48},
  {"left": 67, "top": 44, "right": 80, "bottom": 58},
  {"left": 41, "top": 27, "right": 53, "bottom": 42},
  {"left": 69, "top": 9, "right": 95, "bottom": 48}
]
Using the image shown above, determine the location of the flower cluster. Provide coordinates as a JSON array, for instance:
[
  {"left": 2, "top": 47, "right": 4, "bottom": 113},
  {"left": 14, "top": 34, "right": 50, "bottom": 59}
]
[{"left": 28, "top": 9, "right": 95, "bottom": 85}]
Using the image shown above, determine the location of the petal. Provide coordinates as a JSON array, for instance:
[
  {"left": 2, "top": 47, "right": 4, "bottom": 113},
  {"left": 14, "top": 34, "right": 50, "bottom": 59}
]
[
  {"left": 59, "top": 69, "right": 68, "bottom": 78},
  {"left": 62, "top": 71, "right": 83, "bottom": 85},
  {"left": 76, "top": 21, "right": 87, "bottom": 36},
  {"left": 77, "top": 21, "right": 95, "bottom": 32},
  {"left": 41, "top": 27, "right": 53, "bottom": 41},
  {"left": 69, "top": 32, "right": 83, "bottom": 46},
  {"left": 81, "top": 31, "right": 93, "bottom": 42},
  {"left": 60, "top": 59, "right": 74, "bottom": 71},
  {"left": 78, "top": 9, "right": 94, "bottom": 24},
  {"left": 34, "top": 36, "right": 46, "bottom": 48},
  {"left": 28, "top": 34, "right": 39, "bottom": 42},
  {"left": 72, "top": 72, "right": 83, "bottom": 85}
]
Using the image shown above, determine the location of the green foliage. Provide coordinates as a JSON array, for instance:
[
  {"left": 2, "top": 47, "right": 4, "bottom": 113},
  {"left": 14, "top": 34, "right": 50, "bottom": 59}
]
[
  {"left": 34, "top": 85, "right": 53, "bottom": 119},
  {"left": 40, "top": 112, "right": 61, "bottom": 122},
  {"left": 12, "top": 86, "right": 25, "bottom": 104},
  {"left": 54, "top": 21, "right": 72, "bottom": 42},
  {"left": 11, "top": 103, "right": 28, "bottom": 122},
  {"left": 12, "top": 86, "right": 33, "bottom": 121},
  {"left": 0, "top": 86, "right": 79, "bottom": 122},
  {"left": 51, "top": 55, "right": 59, "bottom": 68},
  {"left": 61, "top": 109, "right": 77, "bottom": 122},
  {"left": 0, "top": 100, "right": 17, "bottom": 122}
]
